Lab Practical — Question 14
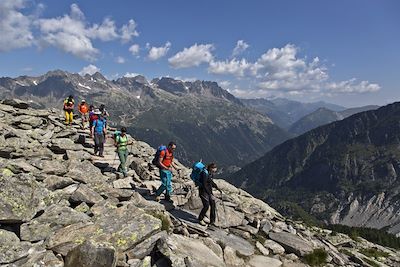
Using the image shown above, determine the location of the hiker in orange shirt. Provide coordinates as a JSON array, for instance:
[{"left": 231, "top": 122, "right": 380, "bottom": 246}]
[{"left": 78, "top": 99, "right": 89, "bottom": 129}]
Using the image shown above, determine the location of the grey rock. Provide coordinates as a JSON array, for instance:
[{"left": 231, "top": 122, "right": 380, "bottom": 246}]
[
  {"left": 126, "top": 231, "right": 167, "bottom": 260},
  {"left": 65, "top": 240, "right": 117, "bottom": 267},
  {"left": 0, "top": 174, "right": 48, "bottom": 223},
  {"left": 207, "top": 228, "right": 254, "bottom": 257},
  {"left": 12, "top": 250, "right": 64, "bottom": 267},
  {"left": 269, "top": 232, "right": 313, "bottom": 257},
  {"left": 50, "top": 138, "right": 79, "bottom": 153},
  {"left": 5, "top": 159, "right": 37, "bottom": 174},
  {"left": 264, "top": 239, "right": 285, "bottom": 255},
  {"left": 2, "top": 99, "right": 30, "bottom": 109},
  {"left": 43, "top": 175, "right": 76, "bottom": 190},
  {"left": 0, "top": 229, "right": 32, "bottom": 264},
  {"left": 70, "top": 184, "right": 104, "bottom": 205},
  {"left": 248, "top": 255, "right": 282, "bottom": 267},
  {"left": 47, "top": 203, "right": 162, "bottom": 255},
  {"left": 20, "top": 204, "right": 90, "bottom": 242},
  {"left": 113, "top": 177, "right": 134, "bottom": 189},
  {"left": 66, "top": 159, "right": 104, "bottom": 185},
  {"left": 156, "top": 234, "right": 225, "bottom": 267},
  {"left": 262, "top": 221, "right": 273, "bottom": 235},
  {"left": 223, "top": 246, "right": 245, "bottom": 267},
  {"left": 31, "top": 159, "right": 68, "bottom": 176},
  {"left": 256, "top": 241, "right": 270, "bottom": 256}
]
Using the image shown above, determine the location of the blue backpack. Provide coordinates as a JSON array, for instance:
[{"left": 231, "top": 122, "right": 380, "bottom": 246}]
[
  {"left": 94, "top": 118, "right": 105, "bottom": 134},
  {"left": 152, "top": 145, "right": 167, "bottom": 167},
  {"left": 191, "top": 162, "right": 208, "bottom": 187}
]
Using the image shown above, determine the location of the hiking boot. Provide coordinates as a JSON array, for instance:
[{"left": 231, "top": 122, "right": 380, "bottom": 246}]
[
  {"left": 155, "top": 196, "right": 161, "bottom": 202},
  {"left": 199, "top": 220, "right": 207, "bottom": 226}
]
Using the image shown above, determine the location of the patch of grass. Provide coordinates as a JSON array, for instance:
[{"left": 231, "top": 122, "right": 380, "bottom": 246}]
[
  {"left": 147, "top": 211, "right": 172, "bottom": 232},
  {"left": 303, "top": 248, "right": 328, "bottom": 266},
  {"left": 360, "top": 248, "right": 390, "bottom": 259},
  {"left": 253, "top": 234, "right": 266, "bottom": 245}
]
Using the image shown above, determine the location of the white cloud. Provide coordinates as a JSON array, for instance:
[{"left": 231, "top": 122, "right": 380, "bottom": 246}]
[
  {"left": 124, "top": 72, "right": 141, "bottom": 78},
  {"left": 88, "top": 18, "right": 119, "bottom": 41},
  {"left": 168, "top": 43, "right": 214, "bottom": 68},
  {"left": 174, "top": 76, "right": 197, "bottom": 82},
  {"left": 120, "top": 19, "right": 138, "bottom": 43},
  {"left": 148, "top": 41, "right": 171, "bottom": 61},
  {"left": 327, "top": 79, "right": 381, "bottom": 93},
  {"left": 219, "top": 80, "right": 231, "bottom": 88},
  {"left": 79, "top": 64, "right": 100, "bottom": 76},
  {"left": 36, "top": 4, "right": 138, "bottom": 61},
  {"left": 209, "top": 43, "right": 380, "bottom": 99},
  {"left": 208, "top": 58, "right": 252, "bottom": 77},
  {"left": 232, "top": 40, "right": 249, "bottom": 57},
  {"left": 129, "top": 44, "right": 140, "bottom": 56},
  {"left": 115, "top": 56, "right": 125, "bottom": 64},
  {"left": 0, "top": 0, "right": 34, "bottom": 52}
]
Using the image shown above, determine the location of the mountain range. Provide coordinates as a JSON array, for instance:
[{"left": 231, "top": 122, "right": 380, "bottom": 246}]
[
  {"left": 241, "top": 98, "right": 346, "bottom": 130},
  {"left": 289, "top": 105, "right": 380, "bottom": 135},
  {"left": 229, "top": 102, "right": 400, "bottom": 236},
  {"left": 0, "top": 71, "right": 291, "bottom": 170}
]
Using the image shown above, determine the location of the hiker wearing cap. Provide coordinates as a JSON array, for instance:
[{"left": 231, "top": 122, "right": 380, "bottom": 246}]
[
  {"left": 155, "top": 142, "right": 177, "bottom": 203},
  {"left": 114, "top": 127, "right": 133, "bottom": 177},
  {"left": 63, "top": 95, "right": 74, "bottom": 126},
  {"left": 78, "top": 100, "right": 89, "bottom": 129},
  {"left": 198, "top": 163, "right": 220, "bottom": 226},
  {"left": 91, "top": 109, "right": 106, "bottom": 157}
]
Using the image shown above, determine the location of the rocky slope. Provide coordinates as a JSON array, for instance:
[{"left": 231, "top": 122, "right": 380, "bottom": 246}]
[
  {"left": 0, "top": 71, "right": 291, "bottom": 170},
  {"left": 1, "top": 99, "right": 399, "bottom": 267},
  {"left": 289, "top": 106, "right": 380, "bottom": 135},
  {"left": 229, "top": 102, "right": 400, "bottom": 237}
]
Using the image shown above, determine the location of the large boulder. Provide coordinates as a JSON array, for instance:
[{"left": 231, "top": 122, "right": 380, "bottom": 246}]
[
  {"left": 67, "top": 159, "right": 104, "bottom": 185},
  {"left": 46, "top": 203, "right": 162, "bottom": 255},
  {"left": 0, "top": 174, "right": 48, "bottom": 223},
  {"left": 64, "top": 240, "right": 117, "bottom": 267},
  {"left": 156, "top": 234, "right": 225, "bottom": 267},
  {"left": 70, "top": 184, "right": 104, "bottom": 205},
  {"left": 20, "top": 204, "right": 90, "bottom": 242},
  {"left": 2, "top": 99, "right": 29, "bottom": 109},
  {"left": 268, "top": 232, "right": 313, "bottom": 257},
  {"left": 12, "top": 250, "right": 64, "bottom": 267},
  {"left": 207, "top": 228, "right": 255, "bottom": 257}
]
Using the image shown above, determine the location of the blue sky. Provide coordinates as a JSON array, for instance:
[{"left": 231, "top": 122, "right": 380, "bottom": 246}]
[{"left": 0, "top": 0, "right": 399, "bottom": 107}]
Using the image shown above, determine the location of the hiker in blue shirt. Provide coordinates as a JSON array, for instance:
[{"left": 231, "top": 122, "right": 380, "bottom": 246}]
[{"left": 90, "top": 109, "right": 107, "bottom": 157}]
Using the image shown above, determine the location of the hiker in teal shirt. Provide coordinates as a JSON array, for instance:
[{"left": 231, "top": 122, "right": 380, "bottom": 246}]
[{"left": 114, "top": 127, "right": 132, "bottom": 177}]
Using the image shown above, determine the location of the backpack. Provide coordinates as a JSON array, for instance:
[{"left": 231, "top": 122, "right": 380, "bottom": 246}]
[
  {"left": 93, "top": 118, "right": 105, "bottom": 134},
  {"left": 113, "top": 130, "right": 121, "bottom": 140},
  {"left": 191, "top": 161, "right": 208, "bottom": 187},
  {"left": 152, "top": 145, "right": 167, "bottom": 167}
]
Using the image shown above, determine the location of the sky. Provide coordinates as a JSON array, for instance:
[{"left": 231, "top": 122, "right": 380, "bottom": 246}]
[{"left": 0, "top": 0, "right": 399, "bottom": 107}]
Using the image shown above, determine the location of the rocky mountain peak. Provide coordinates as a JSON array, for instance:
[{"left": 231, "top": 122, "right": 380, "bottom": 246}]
[{"left": 91, "top": 71, "right": 107, "bottom": 81}]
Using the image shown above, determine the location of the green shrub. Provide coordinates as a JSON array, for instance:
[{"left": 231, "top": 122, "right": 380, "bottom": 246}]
[
  {"left": 360, "top": 248, "right": 390, "bottom": 258},
  {"left": 303, "top": 248, "right": 328, "bottom": 266},
  {"left": 328, "top": 224, "right": 400, "bottom": 249}
]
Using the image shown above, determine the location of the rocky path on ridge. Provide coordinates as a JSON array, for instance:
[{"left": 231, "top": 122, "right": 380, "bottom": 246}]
[{"left": 0, "top": 99, "right": 400, "bottom": 267}]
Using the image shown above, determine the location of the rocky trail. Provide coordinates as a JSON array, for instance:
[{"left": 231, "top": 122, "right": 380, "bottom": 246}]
[{"left": 0, "top": 99, "right": 400, "bottom": 267}]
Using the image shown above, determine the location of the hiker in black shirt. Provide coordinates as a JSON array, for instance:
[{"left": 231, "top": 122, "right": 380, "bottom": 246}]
[{"left": 198, "top": 163, "right": 220, "bottom": 226}]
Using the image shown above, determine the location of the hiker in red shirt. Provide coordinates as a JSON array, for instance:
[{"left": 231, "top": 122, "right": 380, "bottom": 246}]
[{"left": 155, "top": 142, "right": 177, "bottom": 203}]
